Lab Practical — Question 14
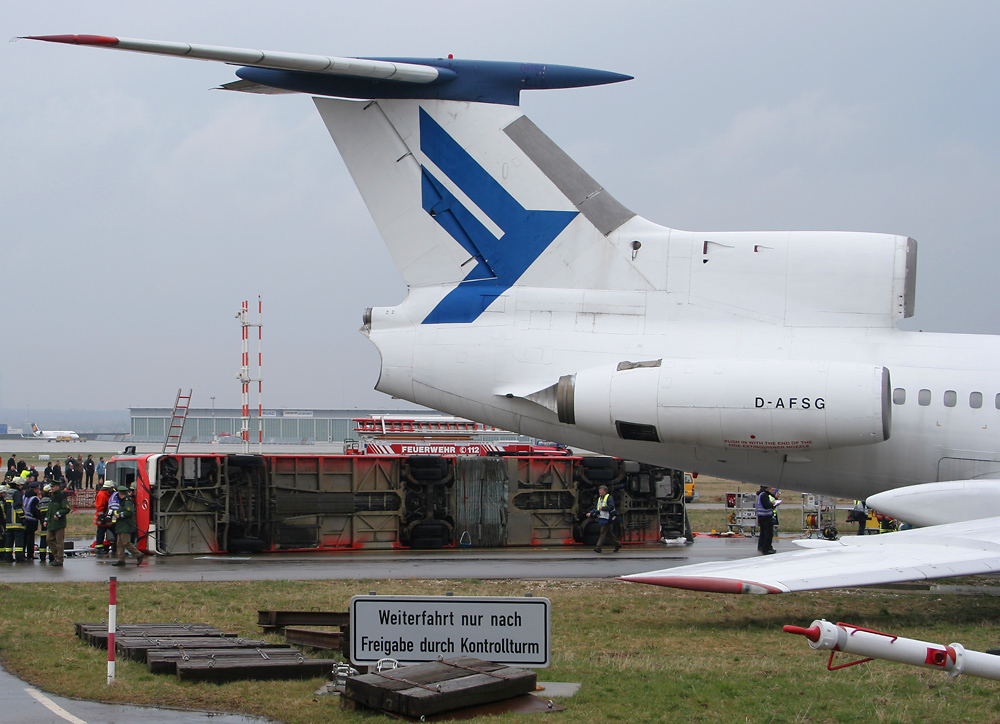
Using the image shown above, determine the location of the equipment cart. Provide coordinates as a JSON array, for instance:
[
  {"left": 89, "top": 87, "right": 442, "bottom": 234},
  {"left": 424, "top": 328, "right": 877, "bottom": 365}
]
[
  {"left": 725, "top": 492, "right": 758, "bottom": 535},
  {"left": 801, "top": 493, "right": 838, "bottom": 539}
]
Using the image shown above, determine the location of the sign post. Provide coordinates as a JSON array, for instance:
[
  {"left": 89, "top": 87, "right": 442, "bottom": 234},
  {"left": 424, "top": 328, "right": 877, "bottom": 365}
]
[
  {"left": 107, "top": 576, "right": 117, "bottom": 684},
  {"left": 350, "top": 595, "right": 551, "bottom": 667}
]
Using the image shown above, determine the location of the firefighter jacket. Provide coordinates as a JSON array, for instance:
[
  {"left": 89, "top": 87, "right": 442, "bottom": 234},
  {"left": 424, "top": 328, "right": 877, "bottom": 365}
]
[
  {"left": 114, "top": 497, "right": 138, "bottom": 536},
  {"left": 3, "top": 487, "right": 25, "bottom": 529},
  {"left": 47, "top": 491, "right": 71, "bottom": 532},
  {"left": 94, "top": 488, "right": 113, "bottom": 526}
]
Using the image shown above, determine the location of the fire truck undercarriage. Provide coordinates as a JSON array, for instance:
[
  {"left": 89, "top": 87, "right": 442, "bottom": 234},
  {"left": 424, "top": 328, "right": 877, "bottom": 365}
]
[{"left": 119, "top": 454, "right": 691, "bottom": 555}]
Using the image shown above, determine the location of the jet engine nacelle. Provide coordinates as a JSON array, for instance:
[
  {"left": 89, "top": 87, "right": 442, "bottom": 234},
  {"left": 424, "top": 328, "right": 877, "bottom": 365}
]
[{"left": 556, "top": 359, "right": 890, "bottom": 452}]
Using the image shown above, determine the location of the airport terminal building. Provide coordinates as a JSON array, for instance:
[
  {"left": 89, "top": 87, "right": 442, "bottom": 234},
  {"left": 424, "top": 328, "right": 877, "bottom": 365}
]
[
  {"left": 127, "top": 407, "right": 533, "bottom": 446},
  {"left": 128, "top": 407, "right": 443, "bottom": 445}
]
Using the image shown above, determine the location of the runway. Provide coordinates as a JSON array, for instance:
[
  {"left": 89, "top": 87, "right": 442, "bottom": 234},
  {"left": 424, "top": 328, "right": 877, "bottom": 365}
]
[{"left": 0, "top": 533, "right": 786, "bottom": 583}]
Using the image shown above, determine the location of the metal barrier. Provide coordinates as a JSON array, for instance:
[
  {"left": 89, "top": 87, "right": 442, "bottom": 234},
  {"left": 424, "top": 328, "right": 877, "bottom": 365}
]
[{"left": 68, "top": 489, "right": 97, "bottom": 510}]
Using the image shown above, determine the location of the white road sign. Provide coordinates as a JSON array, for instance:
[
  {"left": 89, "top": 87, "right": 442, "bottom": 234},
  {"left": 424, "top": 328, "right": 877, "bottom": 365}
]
[{"left": 349, "top": 595, "right": 551, "bottom": 667}]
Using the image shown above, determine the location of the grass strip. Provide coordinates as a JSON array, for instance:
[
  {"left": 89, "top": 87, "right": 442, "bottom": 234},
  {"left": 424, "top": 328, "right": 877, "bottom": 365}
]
[{"left": 3, "top": 578, "right": 1000, "bottom": 723}]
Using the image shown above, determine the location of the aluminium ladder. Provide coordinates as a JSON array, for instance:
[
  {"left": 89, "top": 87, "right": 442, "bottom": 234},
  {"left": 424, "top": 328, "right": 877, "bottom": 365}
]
[{"left": 162, "top": 389, "right": 193, "bottom": 453}]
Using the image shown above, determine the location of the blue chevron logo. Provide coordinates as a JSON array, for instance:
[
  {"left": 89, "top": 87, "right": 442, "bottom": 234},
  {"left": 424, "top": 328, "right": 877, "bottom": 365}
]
[{"left": 418, "top": 108, "right": 577, "bottom": 324}]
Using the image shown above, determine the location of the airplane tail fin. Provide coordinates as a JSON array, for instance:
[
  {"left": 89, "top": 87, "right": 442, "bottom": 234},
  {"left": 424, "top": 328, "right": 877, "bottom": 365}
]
[
  {"left": 315, "top": 96, "right": 644, "bottom": 321},
  {"left": 31, "top": 423, "right": 40, "bottom": 436}
]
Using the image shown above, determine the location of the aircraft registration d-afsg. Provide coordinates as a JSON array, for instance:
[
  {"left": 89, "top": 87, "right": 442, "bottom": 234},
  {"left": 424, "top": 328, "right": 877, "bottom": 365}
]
[{"left": 24, "top": 34, "right": 1000, "bottom": 594}]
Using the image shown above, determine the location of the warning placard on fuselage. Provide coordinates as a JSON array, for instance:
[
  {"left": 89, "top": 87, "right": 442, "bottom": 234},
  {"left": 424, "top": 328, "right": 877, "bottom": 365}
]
[{"left": 349, "top": 595, "right": 551, "bottom": 667}]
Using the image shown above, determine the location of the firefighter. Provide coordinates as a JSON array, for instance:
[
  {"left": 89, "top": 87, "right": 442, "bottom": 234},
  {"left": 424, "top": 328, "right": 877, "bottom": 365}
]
[
  {"left": 846, "top": 500, "right": 869, "bottom": 536},
  {"left": 110, "top": 487, "right": 144, "bottom": 567},
  {"left": 47, "top": 479, "right": 71, "bottom": 567},
  {"left": 3, "top": 473, "right": 27, "bottom": 562},
  {"left": 0, "top": 476, "right": 9, "bottom": 561},
  {"left": 756, "top": 485, "right": 782, "bottom": 555},
  {"left": 37, "top": 483, "right": 51, "bottom": 562},
  {"left": 586, "top": 484, "right": 621, "bottom": 553},
  {"left": 93, "top": 480, "right": 115, "bottom": 553},
  {"left": 23, "top": 480, "right": 41, "bottom": 560}
]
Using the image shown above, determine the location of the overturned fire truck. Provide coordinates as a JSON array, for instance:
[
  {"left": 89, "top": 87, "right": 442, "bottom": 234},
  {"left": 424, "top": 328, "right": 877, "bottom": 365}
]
[{"left": 105, "top": 451, "right": 692, "bottom": 555}]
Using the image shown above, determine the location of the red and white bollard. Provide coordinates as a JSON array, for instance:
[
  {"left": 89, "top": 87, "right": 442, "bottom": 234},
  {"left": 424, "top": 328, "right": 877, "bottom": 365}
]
[
  {"left": 784, "top": 619, "right": 1000, "bottom": 681},
  {"left": 107, "top": 576, "right": 117, "bottom": 685}
]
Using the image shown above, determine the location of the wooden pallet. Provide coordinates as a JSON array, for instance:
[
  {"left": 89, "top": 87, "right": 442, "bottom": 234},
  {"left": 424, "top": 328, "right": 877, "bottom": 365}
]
[
  {"left": 76, "top": 623, "right": 233, "bottom": 649},
  {"left": 175, "top": 655, "right": 339, "bottom": 683},
  {"left": 147, "top": 647, "right": 307, "bottom": 674},
  {"left": 75, "top": 620, "right": 335, "bottom": 683},
  {"left": 343, "top": 657, "right": 537, "bottom": 718},
  {"left": 282, "top": 627, "right": 345, "bottom": 651},
  {"left": 114, "top": 636, "right": 285, "bottom": 663}
]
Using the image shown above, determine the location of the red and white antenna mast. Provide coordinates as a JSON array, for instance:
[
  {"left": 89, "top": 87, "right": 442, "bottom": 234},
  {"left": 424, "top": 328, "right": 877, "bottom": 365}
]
[{"left": 237, "top": 297, "right": 263, "bottom": 453}]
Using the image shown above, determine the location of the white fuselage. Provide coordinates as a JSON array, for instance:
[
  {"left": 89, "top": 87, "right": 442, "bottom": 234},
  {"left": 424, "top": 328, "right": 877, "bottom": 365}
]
[
  {"left": 365, "top": 223, "right": 1000, "bottom": 502},
  {"left": 33, "top": 430, "right": 79, "bottom": 440}
]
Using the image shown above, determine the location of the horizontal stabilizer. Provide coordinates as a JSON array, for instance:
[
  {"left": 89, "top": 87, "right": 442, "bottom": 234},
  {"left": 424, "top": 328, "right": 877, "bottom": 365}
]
[{"left": 21, "top": 35, "right": 631, "bottom": 105}]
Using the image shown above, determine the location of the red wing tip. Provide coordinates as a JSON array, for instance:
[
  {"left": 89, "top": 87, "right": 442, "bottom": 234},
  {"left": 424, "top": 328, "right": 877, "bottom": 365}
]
[
  {"left": 618, "top": 574, "right": 784, "bottom": 595},
  {"left": 23, "top": 34, "right": 119, "bottom": 46}
]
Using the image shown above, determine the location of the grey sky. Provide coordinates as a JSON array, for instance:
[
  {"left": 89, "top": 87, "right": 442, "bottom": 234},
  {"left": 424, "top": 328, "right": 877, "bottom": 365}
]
[{"left": 4, "top": 2, "right": 999, "bottom": 413}]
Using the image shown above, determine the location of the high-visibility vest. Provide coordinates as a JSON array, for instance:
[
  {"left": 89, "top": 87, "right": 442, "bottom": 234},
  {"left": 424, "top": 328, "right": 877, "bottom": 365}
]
[
  {"left": 756, "top": 491, "right": 774, "bottom": 517},
  {"left": 23, "top": 493, "right": 39, "bottom": 523}
]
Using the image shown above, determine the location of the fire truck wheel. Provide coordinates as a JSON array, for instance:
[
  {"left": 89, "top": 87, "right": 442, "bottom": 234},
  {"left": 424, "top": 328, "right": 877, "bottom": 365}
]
[{"left": 410, "top": 519, "right": 450, "bottom": 541}]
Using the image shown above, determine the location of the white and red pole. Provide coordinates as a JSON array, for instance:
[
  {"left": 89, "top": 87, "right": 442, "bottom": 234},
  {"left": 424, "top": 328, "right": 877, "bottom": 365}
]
[
  {"left": 257, "top": 295, "right": 263, "bottom": 453},
  {"left": 107, "top": 576, "right": 117, "bottom": 684},
  {"left": 785, "top": 619, "right": 1000, "bottom": 681},
  {"left": 240, "top": 300, "right": 250, "bottom": 452}
]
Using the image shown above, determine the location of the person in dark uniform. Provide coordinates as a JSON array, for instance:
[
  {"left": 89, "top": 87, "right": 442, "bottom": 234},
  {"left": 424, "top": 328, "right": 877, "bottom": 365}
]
[
  {"left": 83, "top": 455, "right": 96, "bottom": 489},
  {"left": 111, "top": 487, "right": 144, "bottom": 567},
  {"left": 47, "top": 480, "right": 71, "bottom": 567},
  {"left": 37, "top": 483, "right": 51, "bottom": 562},
  {"left": 756, "top": 485, "right": 781, "bottom": 555},
  {"left": 22, "top": 480, "right": 41, "bottom": 560},
  {"left": 3, "top": 475, "right": 26, "bottom": 562}
]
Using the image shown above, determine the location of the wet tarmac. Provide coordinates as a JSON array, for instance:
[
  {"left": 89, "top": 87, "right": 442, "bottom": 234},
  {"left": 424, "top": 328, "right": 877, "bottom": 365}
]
[
  {"left": 0, "top": 533, "right": 786, "bottom": 583},
  {"left": 0, "top": 663, "right": 276, "bottom": 724}
]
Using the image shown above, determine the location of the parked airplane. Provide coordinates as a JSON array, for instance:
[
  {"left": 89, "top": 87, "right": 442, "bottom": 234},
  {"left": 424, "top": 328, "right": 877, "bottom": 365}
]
[
  {"left": 29, "top": 423, "right": 80, "bottom": 441},
  {"left": 22, "top": 34, "right": 1000, "bottom": 592}
]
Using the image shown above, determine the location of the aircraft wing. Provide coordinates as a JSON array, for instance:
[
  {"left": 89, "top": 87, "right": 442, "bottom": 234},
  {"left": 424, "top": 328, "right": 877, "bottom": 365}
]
[{"left": 619, "top": 517, "right": 1000, "bottom": 594}]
